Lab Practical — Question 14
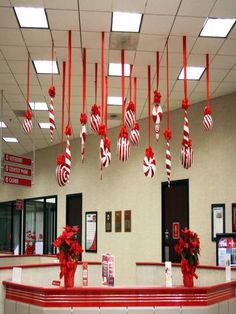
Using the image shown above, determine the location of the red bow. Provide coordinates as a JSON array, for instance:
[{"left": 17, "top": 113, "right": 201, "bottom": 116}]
[
  {"left": 91, "top": 104, "right": 100, "bottom": 116},
  {"left": 182, "top": 98, "right": 190, "bottom": 110},
  {"left": 48, "top": 85, "right": 56, "bottom": 98},
  {"left": 153, "top": 90, "right": 161, "bottom": 104},
  {"left": 164, "top": 128, "right": 172, "bottom": 141},
  {"left": 204, "top": 105, "right": 211, "bottom": 115},
  {"left": 104, "top": 137, "right": 111, "bottom": 150},
  {"left": 145, "top": 146, "right": 154, "bottom": 158},
  {"left": 80, "top": 113, "right": 87, "bottom": 125},
  {"left": 126, "top": 101, "right": 135, "bottom": 112},
  {"left": 57, "top": 154, "right": 65, "bottom": 165},
  {"left": 119, "top": 125, "right": 128, "bottom": 139},
  {"left": 65, "top": 124, "right": 72, "bottom": 136},
  {"left": 25, "top": 109, "right": 32, "bottom": 120},
  {"left": 98, "top": 123, "right": 106, "bottom": 137},
  {"left": 133, "top": 121, "right": 140, "bottom": 131}
]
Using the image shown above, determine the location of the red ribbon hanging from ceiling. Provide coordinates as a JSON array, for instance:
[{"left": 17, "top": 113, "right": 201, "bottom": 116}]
[
  {"left": 61, "top": 61, "right": 66, "bottom": 153},
  {"left": 148, "top": 65, "right": 151, "bottom": 147},
  {"left": 95, "top": 62, "right": 98, "bottom": 104},
  {"left": 121, "top": 49, "right": 125, "bottom": 127},
  {"left": 206, "top": 54, "right": 210, "bottom": 106},
  {"left": 182, "top": 36, "right": 189, "bottom": 110},
  {"left": 134, "top": 77, "right": 137, "bottom": 117},
  {"left": 101, "top": 32, "right": 105, "bottom": 124},
  {"left": 129, "top": 64, "right": 133, "bottom": 101},
  {"left": 23, "top": 52, "right": 33, "bottom": 134},
  {"left": 66, "top": 30, "right": 72, "bottom": 135}
]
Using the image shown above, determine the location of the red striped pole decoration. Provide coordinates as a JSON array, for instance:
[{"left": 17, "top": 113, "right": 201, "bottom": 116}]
[{"left": 48, "top": 40, "right": 56, "bottom": 142}]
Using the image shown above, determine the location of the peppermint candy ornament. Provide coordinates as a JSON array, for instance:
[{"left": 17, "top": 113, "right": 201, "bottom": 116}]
[
  {"left": 56, "top": 154, "right": 69, "bottom": 187},
  {"left": 90, "top": 104, "right": 101, "bottom": 134},
  {"left": 143, "top": 146, "right": 156, "bottom": 178},
  {"left": 152, "top": 104, "right": 163, "bottom": 124},
  {"left": 125, "top": 101, "right": 135, "bottom": 128},
  {"left": 100, "top": 137, "right": 111, "bottom": 167},
  {"left": 130, "top": 121, "right": 140, "bottom": 146},
  {"left": 117, "top": 126, "right": 130, "bottom": 162},
  {"left": 203, "top": 105, "right": 213, "bottom": 130},
  {"left": 23, "top": 109, "right": 33, "bottom": 134}
]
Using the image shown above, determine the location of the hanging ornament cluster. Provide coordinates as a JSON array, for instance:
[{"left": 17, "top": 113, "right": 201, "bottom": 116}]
[
  {"left": 117, "top": 49, "right": 130, "bottom": 162},
  {"left": 56, "top": 31, "right": 73, "bottom": 187},
  {"left": 181, "top": 36, "right": 193, "bottom": 170},
  {"left": 130, "top": 77, "right": 140, "bottom": 146},
  {"left": 203, "top": 54, "right": 213, "bottom": 130},
  {"left": 90, "top": 63, "right": 101, "bottom": 134},
  {"left": 163, "top": 40, "right": 172, "bottom": 187},
  {"left": 143, "top": 65, "right": 156, "bottom": 178},
  {"left": 23, "top": 53, "right": 33, "bottom": 134},
  {"left": 99, "top": 32, "right": 111, "bottom": 179},
  {"left": 48, "top": 41, "right": 56, "bottom": 142},
  {"left": 152, "top": 52, "right": 163, "bottom": 142},
  {"left": 80, "top": 48, "right": 88, "bottom": 163}
]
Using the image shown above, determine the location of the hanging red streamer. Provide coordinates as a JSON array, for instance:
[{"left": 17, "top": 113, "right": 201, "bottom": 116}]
[
  {"left": 148, "top": 65, "right": 151, "bottom": 147},
  {"left": 67, "top": 30, "right": 72, "bottom": 130},
  {"left": 61, "top": 61, "right": 66, "bottom": 152},
  {"left": 134, "top": 77, "right": 137, "bottom": 116},
  {"left": 129, "top": 64, "right": 133, "bottom": 101},
  {"left": 82, "top": 48, "right": 86, "bottom": 114},
  {"left": 95, "top": 63, "right": 98, "bottom": 104},
  {"left": 121, "top": 49, "right": 125, "bottom": 126},
  {"left": 156, "top": 51, "right": 159, "bottom": 91},
  {"left": 101, "top": 32, "right": 105, "bottom": 123},
  {"left": 105, "top": 76, "right": 108, "bottom": 127},
  {"left": 166, "top": 42, "right": 170, "bottom": 132},
  {"left": 206, "top": 54, "right": 210, "bottom": 106}
]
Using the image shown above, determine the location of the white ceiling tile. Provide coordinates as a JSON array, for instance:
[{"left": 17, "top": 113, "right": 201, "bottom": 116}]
[
  {"left": 47, "top": 9, "right": 80, "bottom": 30},
  {"left": 0, "top": 0, "right": 11, "bottom": 6},
  {"left": 171, "top": 16, "right": 206, "bottom": 36},
  {"left": 109, "top": 49, "right": 135, "bottom": 64},
  {"left": 10, "top": 0, "right": 44, "bottom": 6},
  {"left": 202, "top": 68, "right": 229, "bottom": 82},
  {"left": 211, "top": 55, "right": 236, "bottom": 69},
  {"left": 228, "top": 25, "right": 236, "bottom": 39},
  {"left": 178, "top": 0, "right": 215, "bottom": 17},
  {"left": 0, "top": 7, "right": 18, "bottom": 28},
  {"left": 7, "top": 60, "right": 27, "bottom": 74},
  {"left": 188, "top": 54, "right": 213, "bottom": 67},
  {"left": 0, "top": 28, "right": 24, "bottom": 46},
  {"left": 134, "top": 51, "right": 156, "bottom": 66},
  {"left": 81, "top": 31, "right": 110, "bottom": 49},
  {"left": 193, "top": 81, "right": 220, "bottom": 93},
  {"left": 224, "top": 70, "right": 236, "bottom": 82},
  {"left": 112, "top": 0, "right": 146, "bottom": 12},
  {"left": 161, "top": 53, "right": 183, "bottom": 67},
  {"left": 191, "top": 37, "right": 225, "bottom": 54},
  {"left": 80, "top": 11, "right": 111, "bottom": 32},
  {"left": 168, "top": 36, "right": 196, "bottom": 53},
  {"left": 79, "top": 0, "right": 112, "bottom": 12},
  {"left": 211, "top": 0, "right": 236, "bottom": 18},
  {"left": 52, "top": 30, "right": 81, "bottom": 47},
  {"left": 171, "top": 80, "right": 198, "bottom": 93},
  {"left": 145, "top": 0, "right": 181, "bottom": 15},
  {"left": 214, "top": 81, "right": 236, "bottom": 94},
  {"left": 218, "top": 39, "right": 236, "bottom": 56},
  {"left": 44, "top": 0, "right": 78, "bottom": 10},
  {"left": 0, "top": 73, "right": 16, "bottom": 84},
  {"left": 137, "top": 34, "right": 166, "bottom": 52},
  {"left": 141, "top": 15, "right": 175, "bottom": 35},
  {"left": 1, "top": 46, "right": 27, "bottom": 60},
  {"left": 21, "top": 29, "right": 52, "bottom": 47},
  {"left": 0, "top": 60, "right": 10, "bottom": 73},
  {"left": 86, "top": 49, "right": 101, "bottom": 64}
]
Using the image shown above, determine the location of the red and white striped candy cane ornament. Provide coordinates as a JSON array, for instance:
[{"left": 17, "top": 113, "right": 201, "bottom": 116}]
[
  {"left": 164, "top": 129, "right": 172, "bottom": 186},
  {"left": 125, "top": 101, "right": 135, "bottom": 128},
  {"left": 80, "top": 113, "right": 87, "bottom": 163},
  {"left": 65, "top": 124, "right": 72, "bottom": 181},
  {"left": 203, "top": 105, "right": 213, "bottom": 130},
  {"left": 23, "top": 108, "right": 33, "bottom": 134},
  {"left": 130, "top": 121, "right": 140, "bottom": 146},
  {"left": 90, "top": 104, "right": 101, "bottom": 134},
  {"left": 48, "top": 85, "right": 56, "bottom": 142},
  {"left": 143, "top": 146, "right": 156, "bottom": 178},
  {"left": 117, "top": 126, "right": 130, "bottom": 162},
  {"left": 181, "top": 109, "right": 193, "bottom": 169}
]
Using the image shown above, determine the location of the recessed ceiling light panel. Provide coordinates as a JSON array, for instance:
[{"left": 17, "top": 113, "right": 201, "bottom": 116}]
[
  {"left": 178, "top": 66, "right": 205, "bottom": 80},
  {"left": 112, "top": 11, "right": 142, "bottom": 32},
  {"left": 108, "top": 63, "right": 130, "bottom": 76},
  {"left": 3, "top": 137, "right": 18, "bottom": 143},
  {"left": 200, "top": 18, "right": 235, "bottom": 38},
  {"left": 0, "top": 121, "right": 7, "bottom": 128},
  {"left": 14, "top": 7, "right": 48, "bottom": 28},
  {"left": 107, "top": 96, "right": 123, "bottom": 106},
  {"left": 29, "top": 102, "right": 48, "bottom": 111},
  {"left": 33, "top": 60, "right": 59, "bottom": 74},
  {"left": 39, "top": 122, "right": 50, "bottom": 129}
]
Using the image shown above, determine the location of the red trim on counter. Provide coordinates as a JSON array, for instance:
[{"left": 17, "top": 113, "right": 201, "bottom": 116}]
[
  {"left": 136, "top": 262, "right": 236, "bottom": 270},
  {"left": 0, "top": 261, "right": 100, "bottom": 270},
  {"left": 3, "top": 281, "right": 236, "bottom": 308}
]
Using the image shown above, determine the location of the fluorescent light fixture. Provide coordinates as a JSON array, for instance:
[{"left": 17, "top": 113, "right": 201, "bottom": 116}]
[
  {"left": 112, "top": 11, "right": 142, "bottom": 32},
  {"left": 3, "top": 137, "right": 18, "bottom": 143},
  {"left": 107, "top": 96, "right": 123, "bottom": 106},
  {"left": 0, "top": 121, "right": 7, "bottom": 128},
  {"left": 39, "top": 122, "right": 50, "bottom": 129},
  {"left": 200, "top": 18, "right": 235, "bottom": 38},
  {"left": 108, "top": 63, "right": 130, "bottom": 76},
  {"left": 178, "top": 66, "right": 205, "bottom": 80},
  {"left": 29, "top": 102, "right": 48, "bottom": 111},
  {"left": 14, "top": 7, "right": 48, "bottom": 28},
  {"left": 33, "top": 60, "right": 59, "bottom": 74}
]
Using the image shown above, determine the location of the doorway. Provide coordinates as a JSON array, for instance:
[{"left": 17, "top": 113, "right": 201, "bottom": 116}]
[
  {"left": 161, "top": 179, "right": 189, "bottom": 263},
  {"left": 66, "top": 193, "right": 82, "bottom": 253}
]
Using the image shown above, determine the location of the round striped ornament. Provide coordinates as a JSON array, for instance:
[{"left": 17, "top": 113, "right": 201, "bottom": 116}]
[{"left": 143, "top": 155, "right": 156, "bottom": 178}]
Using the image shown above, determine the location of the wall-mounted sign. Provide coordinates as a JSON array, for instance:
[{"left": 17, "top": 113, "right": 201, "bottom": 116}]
[
  {"left": 4, "top": 154, "right": 32, "bottom": 166},
  {"left": 172, "top": 222, "right": 180, "bottom": 239},
  {"left": 4, "top": 176, "right": 31, "bottom": 187},
  {"left": 15, "top": 199, "right": 23, "bottom": 210},
  {"left": 4, "top": 165, "right": 32, "bottom": 176}
]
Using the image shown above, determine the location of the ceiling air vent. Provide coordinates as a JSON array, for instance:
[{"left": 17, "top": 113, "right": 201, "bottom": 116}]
[{"left": 109, "top": 32, "right": 139, "bottom": 50}]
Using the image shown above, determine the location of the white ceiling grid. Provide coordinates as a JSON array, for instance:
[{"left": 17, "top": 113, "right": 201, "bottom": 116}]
[{"left": 0, "top": 0, "right": 235, "bottom": 155}]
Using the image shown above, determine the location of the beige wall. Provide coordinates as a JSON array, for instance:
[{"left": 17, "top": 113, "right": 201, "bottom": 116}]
[{"left": 0, "top": 92, "right": 236, "bottom": 285}]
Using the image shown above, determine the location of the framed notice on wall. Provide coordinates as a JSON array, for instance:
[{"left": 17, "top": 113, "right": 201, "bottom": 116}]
[
  {"left": 85, "top": 211, "right": 97, "bottom": 252},
  {"left": 105, "top": 211, "right": 112, "bottom": 232},
  {"left": 124, "top": 210, "right": 131, "bottom": 232},
  {"left": 232, "top": 204, "right": 236, "bottom": 232},
  {"left": 211, "top": 204, "right": 225, "bottom": 241},
  {"left": 115, "top": 211, "right": 122, "bottom": 232}
]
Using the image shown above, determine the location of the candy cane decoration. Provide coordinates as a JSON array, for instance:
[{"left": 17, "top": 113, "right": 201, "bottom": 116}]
[
  {"left": 181, "top": 36, "right": 193, "bottom": 169},
  {"left": 48, "top": 86, "right": 55, "bottom": 142},
  {"left": 23, "top": 53, "right": 33, "bottom": 134},
  {"left": 203, "top": 54, "right": 213, "bottom": 130},
  {"left": 143, "top": 146, "right": 156, "bottom": 178},
  {"left": 80, "top": 48, "right": 87, "bottom": 162},
  {"left": 65, "top": 134, "right": 71, "bottom": 180}
]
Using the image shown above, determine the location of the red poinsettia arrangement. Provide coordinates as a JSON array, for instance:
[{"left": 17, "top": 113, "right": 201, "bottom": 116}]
[
  {"left": 25, "top": 230, "right": 36, "bottom": 255},
  {"left": 53, "top": 225, "right": 83, "bottom": 281},
  {"left": 174, "top": 228, "right": 200, "bottom": 284}
]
